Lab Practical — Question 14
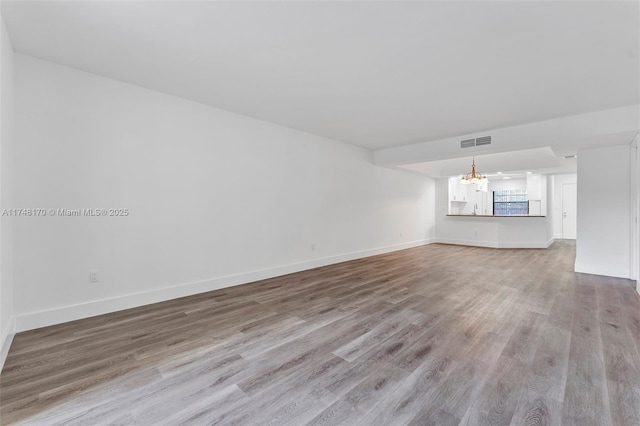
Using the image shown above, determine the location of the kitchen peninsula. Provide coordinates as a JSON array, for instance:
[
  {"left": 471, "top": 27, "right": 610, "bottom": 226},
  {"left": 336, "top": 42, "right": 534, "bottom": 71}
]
[{"left": 434, "top": 175, "right": 554, "bottom": 248}]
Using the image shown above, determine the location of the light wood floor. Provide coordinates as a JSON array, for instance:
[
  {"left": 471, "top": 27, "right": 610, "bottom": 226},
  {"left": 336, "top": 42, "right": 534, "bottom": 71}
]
[{"left": 1, "top": 241, "right": 640, "bottom": 425}]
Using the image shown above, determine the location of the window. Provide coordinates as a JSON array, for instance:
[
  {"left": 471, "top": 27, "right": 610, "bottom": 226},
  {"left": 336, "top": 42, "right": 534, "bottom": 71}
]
[{"left": 493, "top": 189, "right": 528, "bottom": 216}]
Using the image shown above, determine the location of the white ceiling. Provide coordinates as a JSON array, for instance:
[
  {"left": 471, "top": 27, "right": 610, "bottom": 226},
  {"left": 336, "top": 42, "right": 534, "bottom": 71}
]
[{"left": 2, "top": 1, "right": 638, "bottom": 151}]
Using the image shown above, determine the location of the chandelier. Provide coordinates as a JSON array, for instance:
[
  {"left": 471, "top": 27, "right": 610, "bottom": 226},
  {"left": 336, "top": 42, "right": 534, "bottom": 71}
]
[{"left": 460, "top": 157, "right": 488, "bottom": 185}]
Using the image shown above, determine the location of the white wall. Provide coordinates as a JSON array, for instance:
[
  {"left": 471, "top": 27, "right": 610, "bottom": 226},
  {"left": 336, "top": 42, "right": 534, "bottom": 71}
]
[
  {"left": 0, "top": 12, "right": 15, "bottom": 367},
  {"left": 12, "top": 55, "right": 435, "bottom": 331},
  {"left": 630, "top": 134, "right": 639, "bottom": 285},
  {"left": 489, "top": 178, "right": 526, "bottom": 191},
  {"left": 550, "top": 173, "right": 577, "bottom": 239},
  {"left": 546, "top": 175, "right": 554, "bottom": 242},
  {"left": 576, "top": 144, "right": 631, "bottom": 278}
]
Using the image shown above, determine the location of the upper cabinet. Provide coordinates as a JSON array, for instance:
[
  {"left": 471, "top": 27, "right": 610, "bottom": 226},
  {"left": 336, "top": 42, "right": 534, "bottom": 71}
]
[
  {"left": 526, "top": 174, "right": 542, "bottom": 200},
  {"left": 525, "top": 174, "right": 547, "bottom": 216},
  {"left": 449, "top": 177, "right": 470, "bottom": 202}
]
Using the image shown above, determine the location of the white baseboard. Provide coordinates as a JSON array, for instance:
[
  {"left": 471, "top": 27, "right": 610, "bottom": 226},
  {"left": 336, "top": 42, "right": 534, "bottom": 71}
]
[
  {"left": 498, "top": 238, "right": 554, "bottom": 249},
  {"left": 574, "top": 261, "right": 631, "bottom": 279},
  {"left": 1, "top": 316, "right": 15, "bottom": 372},
  {"left": 433, "top": 237, "right": 553, "bottom": 249},
  {"left": 434, "top": 237, "right": 499, "bottom": 248},
  {"left": 15, "top": 239, "right": 434, "bottom": 332}
]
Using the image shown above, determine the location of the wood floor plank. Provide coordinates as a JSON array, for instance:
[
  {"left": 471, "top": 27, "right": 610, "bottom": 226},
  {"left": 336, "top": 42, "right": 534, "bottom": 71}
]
[
  {"left": 531, "top": 322, "right": 571, "bottom": 385},
  {"left": 459, "top": 355, "right": 527, "bottom": 426},
  {"left": 355, "top": 354, "right": 456, "bottom": 425},
  {"left": 2, "top": 240, "right": 640, "bottom": 425},
  {"left": 308, "top": 363, "right": 409, "bottom": 426},
  {"left": 562, "top": 381, "right": 612, "bottom": 426},
  {"left": 599, "top": 320, "right": 640, "bottom": 425},
  {"left": 510, "top": 391, "right": 562, "bottom": 426},
  {"left": 500, "top": 311, "right": 547, "bottom": 366}
]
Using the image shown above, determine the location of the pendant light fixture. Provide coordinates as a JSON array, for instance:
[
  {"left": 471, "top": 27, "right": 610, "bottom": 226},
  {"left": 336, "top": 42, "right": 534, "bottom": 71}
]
[{"left": 460, "top": 157, "right": 488, "bottom": 185}]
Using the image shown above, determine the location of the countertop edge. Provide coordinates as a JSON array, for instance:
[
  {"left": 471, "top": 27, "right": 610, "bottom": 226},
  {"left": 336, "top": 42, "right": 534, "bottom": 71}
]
[{"left": 446, "top": 215, "right": 546, "bottom": 218}]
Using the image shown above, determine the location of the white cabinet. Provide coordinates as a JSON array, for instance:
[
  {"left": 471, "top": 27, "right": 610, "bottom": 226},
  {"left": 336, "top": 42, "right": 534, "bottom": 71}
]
[
  {"left": 525, "top": 174, "right": 547, "bottom": 216},
  {"left": 449, "top": 178, "right": 494, "bottom": 215},
  {"left": 526, "top": 174, "right": 542, "bottom": 200},
  {"left": 449, "top": 177, "right": 470, "bottom": 202},
  {"left": 529, "top": 200, "right": 542, "bottom": 216},
  {"left": 449, "top": 178, "right": 473, "bottom": 215}
]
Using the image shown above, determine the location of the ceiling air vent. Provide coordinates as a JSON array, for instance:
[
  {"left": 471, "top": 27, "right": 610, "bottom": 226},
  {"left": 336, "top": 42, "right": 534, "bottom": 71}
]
[
  {"left": 460, "top": 139, "right": 475, "bottom": 148},
  {"left": 460, "top": 136, "right": 492, "bottom": 148},
  {"left": 475, "top": 136, "right": 492, "bottom": 146}
]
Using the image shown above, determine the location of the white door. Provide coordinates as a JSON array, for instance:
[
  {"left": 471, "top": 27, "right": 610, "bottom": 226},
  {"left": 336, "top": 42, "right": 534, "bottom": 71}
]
[{"left": 562, "top": 183, "right": 577, "bottom": 239}]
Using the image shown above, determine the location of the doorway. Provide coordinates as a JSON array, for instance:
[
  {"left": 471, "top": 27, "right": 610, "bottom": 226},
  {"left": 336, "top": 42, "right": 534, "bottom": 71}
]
[{"left": 562, "top": 183, "right": 577, "bottom": 239}]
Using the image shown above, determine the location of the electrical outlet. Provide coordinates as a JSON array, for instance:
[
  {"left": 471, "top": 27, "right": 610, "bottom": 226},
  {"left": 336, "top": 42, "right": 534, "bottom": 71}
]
[
  {"left": 89, "top": 270, "right": 100, "bottom": 283},
  {"left": 400, "top": 232, "right": 403, "bottom": 238},
  {"left": 311, "top": 243, "right": 316, "bottom": 251}
]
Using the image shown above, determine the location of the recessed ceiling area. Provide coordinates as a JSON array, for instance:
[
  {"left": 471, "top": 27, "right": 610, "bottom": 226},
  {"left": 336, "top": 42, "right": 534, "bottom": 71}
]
[
  {"left": 398, "top": 147, "right": 566, "bottom": 178},
  {"left": 375, "top": 108, "right": 638, "bottom": 176},
  {"left": 1, "top": 1, "right": 638, "bottom": 150}
]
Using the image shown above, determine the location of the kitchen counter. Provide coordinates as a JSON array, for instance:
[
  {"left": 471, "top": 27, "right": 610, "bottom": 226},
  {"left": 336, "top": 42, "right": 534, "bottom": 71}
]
[
  {"left": 437, "top": 214, "right": 552, "bottom": 248},
  {"left": 446, "top": 215, "right": 546, "bottom": 218}
]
